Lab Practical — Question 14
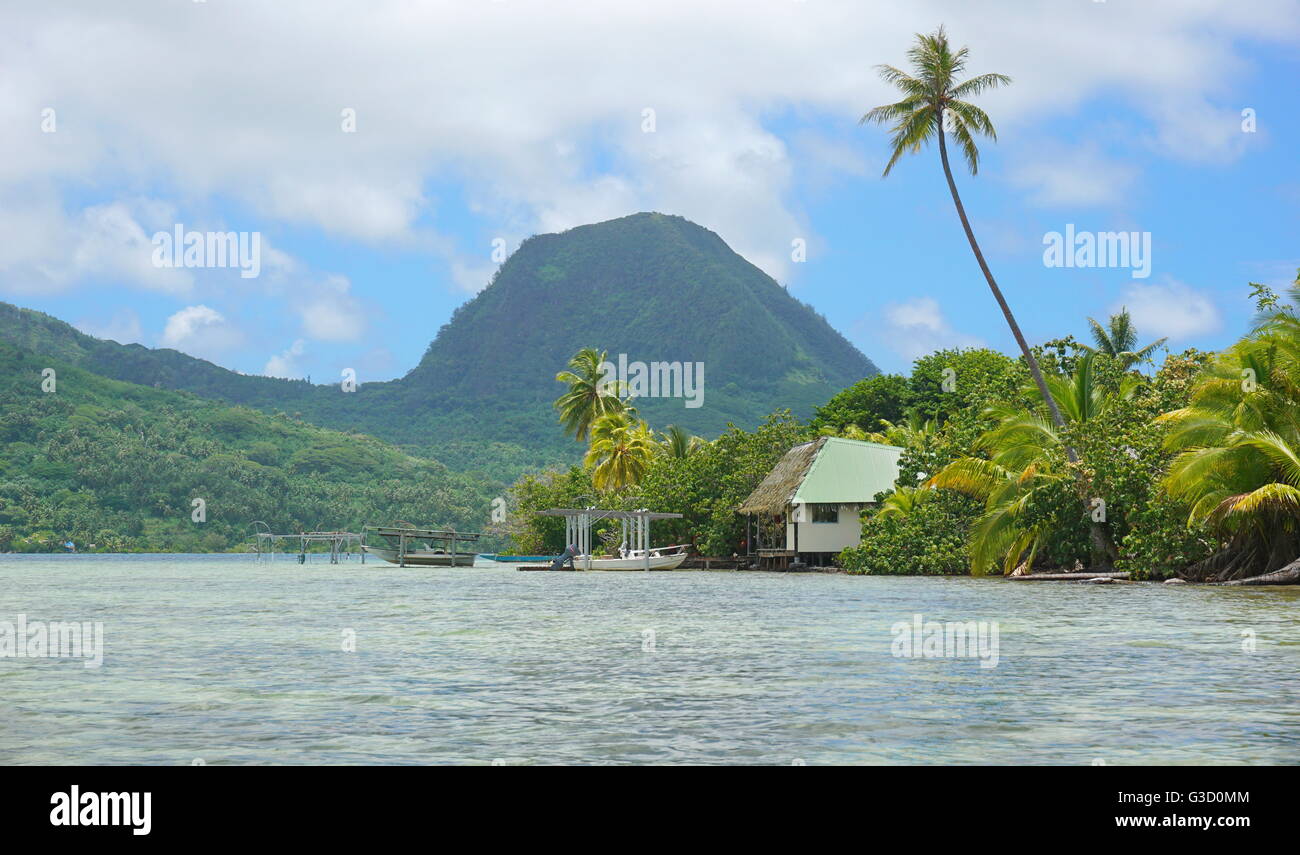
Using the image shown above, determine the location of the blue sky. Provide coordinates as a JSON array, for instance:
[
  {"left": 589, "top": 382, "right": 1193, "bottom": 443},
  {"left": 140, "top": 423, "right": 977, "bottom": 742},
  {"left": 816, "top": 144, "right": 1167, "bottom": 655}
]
[{"left": 3, "top": 0, "right": 1297, "bottom": 380}]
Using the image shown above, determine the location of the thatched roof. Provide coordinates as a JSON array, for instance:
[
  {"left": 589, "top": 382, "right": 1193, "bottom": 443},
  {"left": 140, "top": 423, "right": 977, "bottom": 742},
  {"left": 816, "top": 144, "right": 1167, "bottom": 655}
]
[
  {"left": 738, "top": 438, "right": 826, "bottom": 515},
  {"left": 737, "top": 436, "right": 904, "bottom": 515}
]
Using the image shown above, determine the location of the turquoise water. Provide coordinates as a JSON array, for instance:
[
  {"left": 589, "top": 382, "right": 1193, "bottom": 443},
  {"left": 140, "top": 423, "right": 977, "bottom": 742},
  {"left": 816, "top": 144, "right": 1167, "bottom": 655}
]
[{"left": 1, "top": 554, "right": 1297, "bottom": 765}]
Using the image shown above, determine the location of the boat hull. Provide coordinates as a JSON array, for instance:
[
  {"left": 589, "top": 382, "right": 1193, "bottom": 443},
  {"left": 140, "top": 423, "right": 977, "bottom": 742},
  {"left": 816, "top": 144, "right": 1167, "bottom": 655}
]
[
  {"left": 576, "top": 552, "right": 688, "bottom": 570},
  {"left": 362, "top": 545, "right": 479, "bottom": 566}
]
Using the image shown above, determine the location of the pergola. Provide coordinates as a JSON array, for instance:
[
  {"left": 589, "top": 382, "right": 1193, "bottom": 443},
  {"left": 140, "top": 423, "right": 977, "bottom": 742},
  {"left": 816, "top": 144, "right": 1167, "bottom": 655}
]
[{"left": 537, "top": 508, "right": 683, "bottom": 571}]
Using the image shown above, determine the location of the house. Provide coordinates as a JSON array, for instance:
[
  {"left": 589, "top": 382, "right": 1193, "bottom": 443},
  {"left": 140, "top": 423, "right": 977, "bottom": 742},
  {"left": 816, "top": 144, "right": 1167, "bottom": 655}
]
[{"left": 738, "top": 436, "right": 902, "bottom": 567}]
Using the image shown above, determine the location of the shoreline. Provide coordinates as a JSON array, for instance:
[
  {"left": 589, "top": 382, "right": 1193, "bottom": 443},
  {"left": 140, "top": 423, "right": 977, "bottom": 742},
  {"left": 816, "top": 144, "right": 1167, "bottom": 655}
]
[{"left": 3, "top": 552, "right": 1297, "bottom": 587}]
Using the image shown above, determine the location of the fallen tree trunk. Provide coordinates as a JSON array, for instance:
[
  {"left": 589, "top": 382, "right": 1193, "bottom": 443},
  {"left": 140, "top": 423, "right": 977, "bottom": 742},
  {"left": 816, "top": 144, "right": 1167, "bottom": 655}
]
[
  {"left": 1008, "top": 570, "right": 1130, "bottom": 581},
  {"left": 1219, "top": 557, "right": 1300, "bottom": 586}
]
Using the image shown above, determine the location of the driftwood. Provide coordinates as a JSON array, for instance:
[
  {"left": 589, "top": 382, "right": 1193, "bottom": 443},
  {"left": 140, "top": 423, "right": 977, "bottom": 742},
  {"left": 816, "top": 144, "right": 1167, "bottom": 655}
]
[
  {"left": 1008, "top": 570, "right": 1130, "bottom": 581},
  {"left": 1219, "top": 557, "right": 1300, "bottom": 586}
]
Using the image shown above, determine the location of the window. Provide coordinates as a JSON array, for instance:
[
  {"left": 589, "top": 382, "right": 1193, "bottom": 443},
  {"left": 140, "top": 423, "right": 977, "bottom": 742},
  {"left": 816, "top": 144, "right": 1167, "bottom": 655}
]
[{"left": 809, "top": 503, "right": 839, "bottom": 524}]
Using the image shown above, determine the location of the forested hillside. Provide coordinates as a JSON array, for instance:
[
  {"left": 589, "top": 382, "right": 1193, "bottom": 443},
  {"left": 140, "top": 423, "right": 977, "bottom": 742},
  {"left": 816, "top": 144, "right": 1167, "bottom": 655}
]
[{"left": 0, "top": 343, "right": 501, "bottom": 552}]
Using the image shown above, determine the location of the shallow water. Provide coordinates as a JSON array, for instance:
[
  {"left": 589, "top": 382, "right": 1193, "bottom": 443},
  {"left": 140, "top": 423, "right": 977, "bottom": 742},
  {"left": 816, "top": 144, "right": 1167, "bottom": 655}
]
[{"left": 1, "top": 554, "right": 1297, "bottom": 765}]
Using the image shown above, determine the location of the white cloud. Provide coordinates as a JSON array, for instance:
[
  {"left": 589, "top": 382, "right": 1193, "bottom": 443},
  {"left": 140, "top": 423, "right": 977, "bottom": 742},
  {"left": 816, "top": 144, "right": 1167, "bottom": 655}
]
[
  {"left": 1009, "top": 143, "right": 1139, "bottom": 207},
  {"left": 76, "top": 308, "right": 142, "bottom": 344},
  {"left": 264, "top": 339, "right": 307, "bottom": 379},
  {"left": 297, "top": 275, "right": 364, "bottom": 341},
  {"left": 0, "top": 196, "right": 193, "bottom": 295},
  {"left": 877, "top": 296, "right": 985, "bottom": 362},
  {"left": 160, "top": 305, "right": 245, "bottom": 361},
  {"left": 0, "top": 0, "right": 1293, "bottom": 292},
  {"left": 450, "top": 259, "right": 498, "bottom": 295},
  {"left": 1117, "top": 277, "right": 1221, "bottom": 340}
]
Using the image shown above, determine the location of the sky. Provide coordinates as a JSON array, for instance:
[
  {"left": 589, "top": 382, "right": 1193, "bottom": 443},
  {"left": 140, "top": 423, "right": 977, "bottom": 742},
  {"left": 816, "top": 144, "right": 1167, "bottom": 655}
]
[{"left": 2, "top": 0, "right": 1297, "bottom": 380}]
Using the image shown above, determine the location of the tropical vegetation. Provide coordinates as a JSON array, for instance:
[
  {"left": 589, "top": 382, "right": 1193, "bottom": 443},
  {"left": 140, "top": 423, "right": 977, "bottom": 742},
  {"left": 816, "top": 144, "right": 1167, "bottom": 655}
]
[{"left": 0, "top": 343, "right": 499, "bottom": 553}]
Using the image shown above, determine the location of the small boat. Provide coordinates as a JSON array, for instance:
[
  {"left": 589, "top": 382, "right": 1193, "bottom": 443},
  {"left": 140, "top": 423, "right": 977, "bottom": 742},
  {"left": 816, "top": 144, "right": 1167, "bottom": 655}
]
[
  {"left": 362, "top": 524, "right": 482, "bottom": 567},
  {"left": 477, "top": 553, "right": 553, "bottom": 563},
  {"left": 572, "top": 545, "right": 689, "bottom": 571},
  {"left": 361, "top": 545, "right": 479, "bottom": 566}
]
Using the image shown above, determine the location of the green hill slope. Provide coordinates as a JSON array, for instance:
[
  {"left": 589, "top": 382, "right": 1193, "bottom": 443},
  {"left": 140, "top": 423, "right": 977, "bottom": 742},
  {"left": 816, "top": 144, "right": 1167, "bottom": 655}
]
[
  {"left": 0, "top": 213, "right": 877, "bottom": 478},
  {"left": 0, "top": 343, "right": 501, "bottom": 552},
  {"left": 402, "top": 212, "right": 876, "bottom": 456}
]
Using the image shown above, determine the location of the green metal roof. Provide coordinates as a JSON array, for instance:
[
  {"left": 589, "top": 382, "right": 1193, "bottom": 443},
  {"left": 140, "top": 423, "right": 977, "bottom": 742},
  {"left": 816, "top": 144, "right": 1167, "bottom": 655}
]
[{"left": 791, "top": 437, "right": 902, "bottom": 505}]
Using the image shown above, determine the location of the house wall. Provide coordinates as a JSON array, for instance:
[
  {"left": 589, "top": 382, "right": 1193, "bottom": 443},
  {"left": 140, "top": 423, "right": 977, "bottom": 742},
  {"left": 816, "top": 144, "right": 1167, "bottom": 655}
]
[{"left": 786, "top": 503, "right": 864, "bottom": 554}]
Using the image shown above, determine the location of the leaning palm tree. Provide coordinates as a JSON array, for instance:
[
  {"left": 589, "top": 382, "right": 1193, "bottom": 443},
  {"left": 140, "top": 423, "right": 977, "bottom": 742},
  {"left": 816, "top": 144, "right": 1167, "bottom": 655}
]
[
  {"left": 862, "top": 28, "right": 1071, "bottom": 443},
  {"left": 554, "top": 347, "right": 628, "bottom": 442},
  {"left": 1083, "top": 308, "right": 1167, "bottom": 369},
  {"left": 585, "top": 410, "right": 657, "bottom": 492}
]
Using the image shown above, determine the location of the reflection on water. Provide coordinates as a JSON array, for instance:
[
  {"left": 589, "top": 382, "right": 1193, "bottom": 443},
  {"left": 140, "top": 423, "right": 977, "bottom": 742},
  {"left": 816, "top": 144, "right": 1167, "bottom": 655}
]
[{"left": 1, "top": 554, "right": 1297, "bottom": 765}]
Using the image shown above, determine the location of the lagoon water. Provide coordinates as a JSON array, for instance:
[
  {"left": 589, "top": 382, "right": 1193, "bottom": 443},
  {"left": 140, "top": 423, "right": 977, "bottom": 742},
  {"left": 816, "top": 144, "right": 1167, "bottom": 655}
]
[{"left": 2, "top": 553, "right": 1297, "bottom": 765}]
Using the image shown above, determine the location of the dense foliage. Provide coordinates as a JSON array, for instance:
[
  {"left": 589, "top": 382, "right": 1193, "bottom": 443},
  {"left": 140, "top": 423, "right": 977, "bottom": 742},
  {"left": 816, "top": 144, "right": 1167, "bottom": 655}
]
[
  {"left": 839, "top": 338, "right": 1227, "bottom": 579},
  {"left": 506, "top": 412, "right": 807, "bottom": 557}
]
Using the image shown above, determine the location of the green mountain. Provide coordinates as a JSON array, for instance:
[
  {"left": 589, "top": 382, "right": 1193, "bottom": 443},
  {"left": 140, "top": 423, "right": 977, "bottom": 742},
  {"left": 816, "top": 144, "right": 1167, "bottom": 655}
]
[
  {"left": 0, "top": 342, "right": 501, "bottom": 552},
  {"left": 0, "top": 213, "right": 877, "bottom": 478}
]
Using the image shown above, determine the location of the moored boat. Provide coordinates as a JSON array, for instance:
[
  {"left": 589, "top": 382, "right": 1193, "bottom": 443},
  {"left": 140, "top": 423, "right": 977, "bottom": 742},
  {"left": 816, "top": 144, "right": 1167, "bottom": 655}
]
[
  {"left": 361, "top": 545, "right": 479, "bottom": 566},
  {"left": 576, "top": 545, "right": 689, "bottom": 570},
  {"left": 362, "top": 524, "right": 483, "bottom": 567}
]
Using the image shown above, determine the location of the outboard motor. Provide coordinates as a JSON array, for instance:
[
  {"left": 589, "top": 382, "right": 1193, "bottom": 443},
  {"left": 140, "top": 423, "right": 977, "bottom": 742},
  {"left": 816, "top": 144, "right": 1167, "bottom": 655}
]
[{"left": 550, "top": 543, "right": 578, "bottom": 570}]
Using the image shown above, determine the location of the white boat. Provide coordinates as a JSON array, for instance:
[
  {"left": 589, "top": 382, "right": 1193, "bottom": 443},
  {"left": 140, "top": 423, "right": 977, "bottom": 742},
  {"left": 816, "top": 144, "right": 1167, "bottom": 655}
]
[
  {"left": 361, "top": 544, "right": 479, "bottom": 566},
  {"left": 573, "top": 544, "right": 689, "bottom": 570}
]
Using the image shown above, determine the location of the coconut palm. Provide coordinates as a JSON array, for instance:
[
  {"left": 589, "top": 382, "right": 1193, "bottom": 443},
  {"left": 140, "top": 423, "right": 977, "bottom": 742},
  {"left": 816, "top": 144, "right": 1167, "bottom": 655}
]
[
  {"left": 875, "top": 485, "right": 934, "bottom": 520},
  {"left": 585, "top": 410, "right": 657, "bottom": 492},
  {"left": 1082, "top": 308, "right": 1167, "bottom": 369},
  {"left": 658, "top": 424, "right": 705, "bottom": 458},
  {"left": 927, "top": 456, "right": 1061, "bottom": 575},
  {"left": 1160, "top": 283, "right": 1300, "bottom": 583},
  {"left": 867, "top": 412, "right": 939, "bottom": 447},
  {"left": 861, "top": 28, "right": 1073, "bottom": 445},
  {"left": 554, "top": 347, "right": 628, "bottom": 442},
  {"left": 816, "top": 423, "right": 869, "bottom": 441}
]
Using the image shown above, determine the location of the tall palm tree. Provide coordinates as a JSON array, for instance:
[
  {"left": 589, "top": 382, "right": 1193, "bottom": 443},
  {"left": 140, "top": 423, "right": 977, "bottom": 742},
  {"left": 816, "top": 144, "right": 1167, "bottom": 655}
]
[
  {"left": 862, "top": 27, "right": 1071, "bottom": 444},
  {"left": 554, "top": 347, "right": 628, "bottom": 442},
  {"left": 1083, "top": 308, "right": 1167, "bottom": 369},
  {"left": 585, "top": 410, "right": 656, "bottom": 492}
]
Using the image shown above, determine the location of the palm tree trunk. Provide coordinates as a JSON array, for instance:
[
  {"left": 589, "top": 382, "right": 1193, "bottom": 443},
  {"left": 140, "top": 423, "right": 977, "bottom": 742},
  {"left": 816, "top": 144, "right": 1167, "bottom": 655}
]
[
  {"left": 936, "top": 123, "right": 1118, "bottom": 566},
  {"left": 936, "top": 129, "right": 1065, "bottom": 433},
  {"left": 1220, "top": 556, "right": 1300, "bottom": 586}
]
